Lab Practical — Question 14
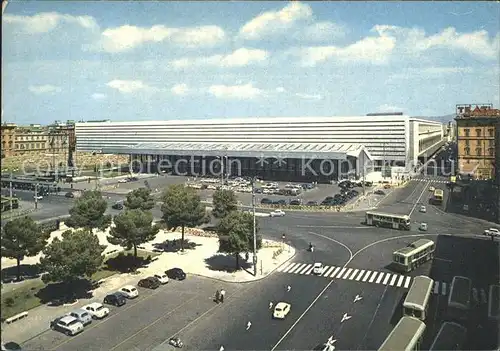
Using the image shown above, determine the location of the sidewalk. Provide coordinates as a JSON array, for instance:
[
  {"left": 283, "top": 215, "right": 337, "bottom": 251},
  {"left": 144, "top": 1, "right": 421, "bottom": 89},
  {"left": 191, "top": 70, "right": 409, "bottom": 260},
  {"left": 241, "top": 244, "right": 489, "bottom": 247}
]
[
  {"left": 1, "top": 229, "right": 295, "bottom": 343},
  {"left": 342, "top": 181, "right": 408, "bottom": 212}
]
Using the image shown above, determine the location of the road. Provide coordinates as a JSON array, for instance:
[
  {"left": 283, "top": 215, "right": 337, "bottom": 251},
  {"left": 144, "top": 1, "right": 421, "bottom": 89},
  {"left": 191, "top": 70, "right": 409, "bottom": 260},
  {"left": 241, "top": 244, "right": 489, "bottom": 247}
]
[{"left": 7, "top": 144, "right": 500, "bottom": 350}]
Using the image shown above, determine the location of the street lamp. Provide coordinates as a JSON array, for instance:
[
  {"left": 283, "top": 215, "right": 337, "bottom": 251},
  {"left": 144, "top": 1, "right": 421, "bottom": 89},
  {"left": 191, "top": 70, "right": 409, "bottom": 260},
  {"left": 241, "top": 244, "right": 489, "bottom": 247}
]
[{"left": 251, "top": 177, "right": 257, "bottom": 276}]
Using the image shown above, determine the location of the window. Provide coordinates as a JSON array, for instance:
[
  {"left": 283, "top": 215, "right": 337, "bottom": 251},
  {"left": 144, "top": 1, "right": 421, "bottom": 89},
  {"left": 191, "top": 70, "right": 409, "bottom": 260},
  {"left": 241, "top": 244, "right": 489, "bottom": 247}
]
[
  {"left": 465, "top": 139, "right": 470, "bottom": 146},
  {"left": 490, "top": 139, "right": 495, "bottom": 147},
  {"left": 465, "top": 147, "right": 470, "bottom": 156},
  {"left": 476, "top": 129, "right": 482, "bottom": 137},
  {"left": 464, "top": 129, "right": 470, "bottom": 137},
  {"left": 16, "top": 144, "right": 19, "bottom": 149},
  {"left": 489, "top": 148, "right": 495, "bottom": 156},
  {"left": 476, "top": 148, "right": 482, "bottom": 156},
  {"left": 488, "top": 128, "right": 494, "bottom": 137}
]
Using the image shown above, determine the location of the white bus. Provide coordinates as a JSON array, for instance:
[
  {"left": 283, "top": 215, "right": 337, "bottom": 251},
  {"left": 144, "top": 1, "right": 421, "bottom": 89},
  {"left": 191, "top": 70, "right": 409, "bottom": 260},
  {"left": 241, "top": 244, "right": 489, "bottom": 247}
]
[
  {"left": 365, "top": 211, "right": 411, "bottom": 230},
  {"left": 447, "top": 276, "right": 472, "bottom": 322},
  {"left": 392, "top": 239, "right": 435, "bottom": 272},
  {"left": 378, "top": 316, "right": 426, "bottom": 351},
  {"left": 488, "top": 284, "right": 500, "bottom": 321},
  {"left": 403, "top": 275, "right": 434, "bottom": 321},
  {"left": 429, "top": 322, "right": 467, "bottom": 350}
]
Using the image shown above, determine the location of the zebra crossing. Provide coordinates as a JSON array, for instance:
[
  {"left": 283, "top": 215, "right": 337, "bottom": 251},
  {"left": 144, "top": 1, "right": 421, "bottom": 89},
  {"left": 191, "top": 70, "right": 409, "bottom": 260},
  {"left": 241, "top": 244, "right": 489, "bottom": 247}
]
[
  {"left": 277, "top": 262, "right": 446, "bottom": 295},
  {"left": 413, "top": 178, "right": 448, "bottom": 184}
]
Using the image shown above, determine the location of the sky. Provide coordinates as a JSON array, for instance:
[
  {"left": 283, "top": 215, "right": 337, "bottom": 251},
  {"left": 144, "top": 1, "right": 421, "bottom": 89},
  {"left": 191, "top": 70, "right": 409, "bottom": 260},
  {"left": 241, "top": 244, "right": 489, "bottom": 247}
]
[{"left": 2, "top": 1, "right": 499, "bottom": 125}]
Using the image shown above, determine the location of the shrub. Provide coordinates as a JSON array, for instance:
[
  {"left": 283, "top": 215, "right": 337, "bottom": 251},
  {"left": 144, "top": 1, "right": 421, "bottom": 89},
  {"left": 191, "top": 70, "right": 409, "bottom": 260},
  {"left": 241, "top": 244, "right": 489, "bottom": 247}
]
[{"left": 4, "top": 297, "right": 15, "bottom": 307}]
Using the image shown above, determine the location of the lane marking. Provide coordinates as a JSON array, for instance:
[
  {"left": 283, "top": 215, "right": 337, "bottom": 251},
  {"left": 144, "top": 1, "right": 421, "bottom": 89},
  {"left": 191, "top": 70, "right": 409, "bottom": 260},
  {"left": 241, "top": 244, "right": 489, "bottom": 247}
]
[
  {"left": 282, "top": 263, "right": 298, "bottom": 273},
  {"left": 323, "top": 266, "right": 335, "bottom": 277},
  {"left": 297, "top": 225, "right": 370, "bottom": 229},
  {"left": 271, "top": 234, "right": 354, "bottom": 351},
  {"left": 343, "top": 268, "right": 353, "bottom": 279},
  {"left": 298, "top": 264, "right": 312, "bottom": 275},
  {"left": 289, "top": 263, "right": 306, "bottom": 274},
  {"left": 409, "top": 181, "right": 430, "bottom": 216},
  {"left": 337, "top": 268, "right": 347, "bottom": 279},
  {"left": 348, "top": 269, "right": 359, "bottom": 280},
  {"left": 382, "top": 273, "right": 391, "bottom": 285},
  {"left": 442, "top": 282, "right": 447, "bottom": 295},
  {"left": 433, "top": 281, "right": 439, "bottom": 294},
  {"left": 403, "top": 276, "right": 411, "bottom": 288},
  {"left": 357, "top": 285, "right": 390, "bottom": 350},
  {"left": 355, "top": 269, "right": 365, "bottom": 281},
  {"left": 368, "top": 271, "right": 377, "bottom": 283},
  {"left": 396, "top": 276, "right": 405, "bottom": 287},
  {"left": 304, "top": 265, "right": 316, "bottom": 275},
  {"left": 277, "top": 262, "right": 294, "bottom": 272},
  {"left": 375, "top": 273, "right": 385, "bottom": 284},
  {"left": 389, "top": 274, "right": 398, "bottom": 286},
  {"left": 362, "top": 271, "right": 372, "bottom": 282},
  {"left": 330, "top": 267, "right": 341, "bottom": 278}
]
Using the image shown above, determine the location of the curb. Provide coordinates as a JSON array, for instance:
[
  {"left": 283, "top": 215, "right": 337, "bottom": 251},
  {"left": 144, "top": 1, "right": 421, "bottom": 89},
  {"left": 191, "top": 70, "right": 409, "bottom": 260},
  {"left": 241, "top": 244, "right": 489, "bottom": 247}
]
[{"left": 186, "top": 246, "right": 297, "bottom": 284}]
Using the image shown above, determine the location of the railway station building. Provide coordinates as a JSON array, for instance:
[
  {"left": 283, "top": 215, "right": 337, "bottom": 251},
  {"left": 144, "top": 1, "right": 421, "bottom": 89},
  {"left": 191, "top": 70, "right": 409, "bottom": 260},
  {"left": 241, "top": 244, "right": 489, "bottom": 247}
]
[{"left": 75, "top": 114, "right": 445, "bottom": 183}]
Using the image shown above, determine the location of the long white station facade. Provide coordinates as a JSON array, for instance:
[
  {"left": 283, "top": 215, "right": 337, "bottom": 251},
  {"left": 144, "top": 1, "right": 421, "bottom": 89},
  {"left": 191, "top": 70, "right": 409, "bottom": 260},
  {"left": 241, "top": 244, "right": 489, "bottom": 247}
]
[{"left": 75, "top": 115, "right": 445, "bottom": 182}]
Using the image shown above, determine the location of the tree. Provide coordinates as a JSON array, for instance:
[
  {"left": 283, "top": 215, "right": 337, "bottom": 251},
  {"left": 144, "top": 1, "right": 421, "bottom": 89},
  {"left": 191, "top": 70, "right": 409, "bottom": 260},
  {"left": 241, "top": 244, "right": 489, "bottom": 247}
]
[
  {"left": 124, "top": 187, "right": 155, "bottom": 211},
  {"left": 66, "top": 190, "right": 112, "bottom": 232},
  {"left": 1, "top": 216, "right": 49, "bottom": 281},
  {"left": 160, "top": 184, "right": 206, "bottom": 252},
  {"left": 217, "top": 211, "right": 262, "bottom": 268},
  {"left": 108, "top": 209, "right": 159, "bottom": 258},
  {"left": 40, "top": 228, "right": 105, "bottom": 299},
  {"left": 212, "top": 189, "right": 238, "bottom": 219}
]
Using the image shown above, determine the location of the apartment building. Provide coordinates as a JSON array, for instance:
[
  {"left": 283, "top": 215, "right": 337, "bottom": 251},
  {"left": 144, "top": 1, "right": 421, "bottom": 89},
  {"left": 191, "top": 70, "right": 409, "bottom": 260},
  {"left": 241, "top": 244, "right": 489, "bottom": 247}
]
[
  {"left": 455, "top": 104, "right": 500, "bottom": 180},
  {"left": 0, "top": 123, "right": 17, "bottom": 158}
]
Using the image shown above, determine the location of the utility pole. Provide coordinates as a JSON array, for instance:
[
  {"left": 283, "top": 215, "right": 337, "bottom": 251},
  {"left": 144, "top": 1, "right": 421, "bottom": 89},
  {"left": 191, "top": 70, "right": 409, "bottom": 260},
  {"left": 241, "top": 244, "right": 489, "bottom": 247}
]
[
  {"left": 252, "top": 177, "right": 257, "bottom": 277},
  {"left": 361, "top": 151, "right": 366, "bottom": 196},
  {"left": 382, "top": 142, "right": 386, "bottom": 180},
  {"left": 34, "top": 183, "right": 38, "bottom": 210},
  {"left": 9, "top": 172, "right": 13, "bottom": 212},
  {"left": 220, "top": 155, "right": 224, "bottom": 186}
]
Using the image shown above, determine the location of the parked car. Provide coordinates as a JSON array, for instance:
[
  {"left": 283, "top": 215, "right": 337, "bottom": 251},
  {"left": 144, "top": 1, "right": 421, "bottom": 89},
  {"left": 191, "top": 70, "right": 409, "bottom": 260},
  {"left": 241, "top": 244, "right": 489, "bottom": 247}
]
[
  {"left": 484, "top": 228, "right": 500, "bottom": 236},
  {"left": 273, "top": 199, "right": 286, "bottom": 205},
  {"left": 1, "top": 342, "right": 22, "bottom": 351},
  {"left": 374, "top": 190, "right": 385, "bottom": 195},
  {"left": 260, "top": 198, "right": 272, "bottom": 205},
  {"left": 138, "top": 277, "right": 161, "bottom": 289},
  {"left": 273, "top": 302, "right": 291, "bottom": 319},
  {"left": 82, "top": 302, "right": 109, "bottom": 319},
  {"left": 289, "top": 199, "right": 301, "bottom": 206},
  {"left": 166, "top": 267, "right": 186, "bottom": 280},
  {"left": 154, "top": 273, "right": 169, "bottom": 284},
  {"left": 65, "top": 192, "right": 74, "bottom": 198},
  {"left": 68, "top": 308, "right": 92, "bottom": 326},
  {"left": 119, "top": 285, "right": 139, "bottom": 298},
  {"left": 270, "top": 209, "right": 286, "bottom": 217},
  {"left": 50, "top": 316, "right": 84, "bottom": 336},
  {"left": 306, "top": 201, "right": 317, "bottom": 206},
  {"left": 111, "top": 202, "right": 123, "bottom": 210},
  {"left": 103, "top": 292, "right": 126, "bottom": 306}
]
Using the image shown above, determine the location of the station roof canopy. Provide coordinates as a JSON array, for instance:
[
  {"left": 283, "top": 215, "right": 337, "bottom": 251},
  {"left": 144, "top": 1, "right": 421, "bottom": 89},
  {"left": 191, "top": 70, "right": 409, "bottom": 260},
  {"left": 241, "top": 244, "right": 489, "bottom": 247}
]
[{"left": 101, "top": 142, "right": 373, "bottom": 160}]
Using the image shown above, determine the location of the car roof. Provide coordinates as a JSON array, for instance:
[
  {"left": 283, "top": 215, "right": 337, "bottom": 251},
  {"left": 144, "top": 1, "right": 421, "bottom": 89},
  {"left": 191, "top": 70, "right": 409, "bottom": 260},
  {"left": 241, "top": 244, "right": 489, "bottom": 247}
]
[
  {"left": 59, "top": 315, "right": 78, "bottom": 323},
  {"left": 276, "top": 302, "right": 289, "bottom": 308},
  {"left": 122, "top": 285, "right": 136, "bottom": 289},
  {"left": 313, "top": 262, "right": 322, "bottom": 266},
  {"left": 85, "top": 302, "right": 102, "bottom": 308},
  {"left": 70, "top": 308, "right": 87, "bottom": 314}
]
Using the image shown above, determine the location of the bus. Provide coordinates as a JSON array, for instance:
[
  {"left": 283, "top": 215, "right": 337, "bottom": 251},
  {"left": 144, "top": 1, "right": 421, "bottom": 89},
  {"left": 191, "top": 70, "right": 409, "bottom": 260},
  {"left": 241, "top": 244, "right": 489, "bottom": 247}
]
[
  {"left": 447, "top": 276, "right": 472, "bottom": 322},
  {"left": 1, "top": 197, "right": 19, "bottom": 212},
  {"left": 488, "top": 284, "right": 499, "bottom": 321},
  {"left": 433, "top": 189, "right": 444, "bottom": 205},
  {"left": 429, "top": 322, "right": 467, "bottom": 350},
  {"left": 365, "top": 211, "right": 411, "bottom": 230},
  {"left": 378, "top": 316, "right": 426, "bottom": 351},
  {"left": 393, "top": 239, "right": 435, "bottom": 272},
  {"left": 403, "top": 275, "right": 434, "bottom": 321}
]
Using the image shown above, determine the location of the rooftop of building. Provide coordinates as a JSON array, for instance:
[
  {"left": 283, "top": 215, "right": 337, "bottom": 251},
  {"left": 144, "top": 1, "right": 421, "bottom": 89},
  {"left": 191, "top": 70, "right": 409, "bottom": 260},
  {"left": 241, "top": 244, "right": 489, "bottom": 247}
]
[{"left": 455, "top": 104, "right": 500, "bottom": 119}]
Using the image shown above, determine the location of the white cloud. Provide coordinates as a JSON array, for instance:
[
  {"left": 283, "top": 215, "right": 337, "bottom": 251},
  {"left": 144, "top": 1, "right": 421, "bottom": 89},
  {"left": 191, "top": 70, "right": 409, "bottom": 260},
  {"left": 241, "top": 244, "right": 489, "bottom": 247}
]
[
  {"left": 296, "top": 93, "right": 322, "bottom": 100},
  {"left": 171, "top": 48, "right": 269, "bottom": 69},
  {"left": 95, "top": 24, "right": 226, "bottom": 53},
  {"left": 293, "top": 35, "right": 396, "bottom": 66},
  {"left": 295, "top": 21, "right": 346, "bottom": 41},
  {"left": 3, "top": 12, "right": 99, "bottom": 34},
  {"left": 207, "top": 83, "right": 263, "bottom": 99},
  {"left": 91, "top": 93, "right": 107, "bottom": 100},
  {"left": 378, "top": 104, "right": 404, "bottom": 113},
  {"left": 28, "top": 84, "right": 62, "bottom": 94},
  {"left": 171, "top": 84, "right": 190, "bottom": 96},
  {"left": 106, "top": 80, "right": 153, "bottom": 94},
  {"left": 389, "top": 66, "right": 474, "bottom": 81},
  {"left": 372, "top": 25, "right": 499, "bottom": 60},
  {"left": 239, "top": 2, "right": 312, "bottom": 40},
  {"left": 276, "top": 87, "right": 286, "bottom": 93}
]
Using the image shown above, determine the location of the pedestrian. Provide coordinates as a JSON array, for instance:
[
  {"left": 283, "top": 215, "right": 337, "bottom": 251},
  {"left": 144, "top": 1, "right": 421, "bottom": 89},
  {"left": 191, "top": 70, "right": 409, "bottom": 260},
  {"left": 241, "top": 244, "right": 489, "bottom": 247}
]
[
  {"left": 269, "top": 301, "right": 273, "bottom": 309},
  {"left": 215, "top": 290, "right": 220, "bottom": 303},
  {"left": 287, "top": 285, "right": 291, "bottom": 292},
  {"left": 246, "top": 321, "right": 252, "bottom": 330},
  {"left": 219, "top": 346, "right": 224, "bottom": 351},
  {"left": 220, "top": 289, "right": 226, "bottom": 303}
]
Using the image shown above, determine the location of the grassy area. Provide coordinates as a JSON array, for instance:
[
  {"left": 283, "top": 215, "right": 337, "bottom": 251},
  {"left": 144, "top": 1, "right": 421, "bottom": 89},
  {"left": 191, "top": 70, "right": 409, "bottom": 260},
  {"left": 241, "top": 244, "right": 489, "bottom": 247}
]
[{"left": 0, "top": 249, "right": 158, "bottom": 320}]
